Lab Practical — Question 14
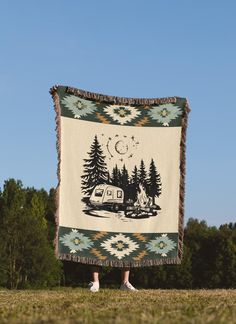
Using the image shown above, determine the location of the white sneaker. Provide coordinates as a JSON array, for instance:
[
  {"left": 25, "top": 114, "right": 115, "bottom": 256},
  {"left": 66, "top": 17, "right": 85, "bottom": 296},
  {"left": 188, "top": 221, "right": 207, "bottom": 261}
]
[
  {"left": 120, "top": 281, "right": 138, "bottom": 291},
  {"left": 88, "top": 281, "right": 99, "bottom": 292}
]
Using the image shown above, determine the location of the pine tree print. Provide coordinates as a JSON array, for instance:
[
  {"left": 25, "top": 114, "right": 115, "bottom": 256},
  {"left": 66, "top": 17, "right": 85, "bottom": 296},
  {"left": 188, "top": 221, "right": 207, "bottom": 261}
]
[
  {"left": 110, "top": 165, "right": 120, "bottom": 186},
  {"left": 138, "top": 159, "right": 148, "bottom": 189},
  {"left": 131, "top": 165, "right": 138, "bottom": 185},
  {"left": 81, "top": 135, "right": 108, "bottom": 196},
  {"left": 130, "top": 165, "right": 139, "bottom": 201},
  {"left": 120, "top": 165, "right": 129, "bottom": 189},
  {"left": 147, "top": 158, "right": 162, "bottom": 205}
]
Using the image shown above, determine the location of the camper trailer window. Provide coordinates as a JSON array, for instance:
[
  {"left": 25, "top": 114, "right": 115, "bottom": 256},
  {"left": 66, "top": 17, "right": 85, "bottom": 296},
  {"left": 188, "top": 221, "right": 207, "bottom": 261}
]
[
  {"left": 95, "top": 189, "right": 104, "bottom": 197},
  {"left": 107, "top": 190, "right": 112, "bottom": 196},
  {"left": 117, "top": 190, "right": 123, "bottom": 198}
]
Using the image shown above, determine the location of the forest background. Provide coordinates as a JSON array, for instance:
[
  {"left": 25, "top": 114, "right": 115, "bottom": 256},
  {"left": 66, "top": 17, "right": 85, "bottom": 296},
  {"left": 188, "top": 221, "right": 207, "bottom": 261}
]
[{"left": 0, "top": 179, "right": 235, "bottom": 290}]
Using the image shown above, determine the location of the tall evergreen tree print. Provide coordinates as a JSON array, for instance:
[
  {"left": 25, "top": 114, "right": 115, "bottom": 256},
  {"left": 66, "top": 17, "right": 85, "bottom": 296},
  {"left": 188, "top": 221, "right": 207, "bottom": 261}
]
[
  {"left": 138, "top": 159, "right": 148, "bottom": 189},
  {"left": 110, "top": 165, "right": 120, "bottom": 187},
  {"left": 120, "top": 165, "right": 129, "bottom": 199},
  {"left": 130, "top": 165, "right": 139, "bottom": 201},
  {"left": 120, "top": 165, "right": 129, "bottom": 188},
  {"left": 131, "top": 165, "right": 139, "bottom": 186},
  {"left": 147, "top": 158, "right": 162, "bottom": 204},
  {"left": 81, "top": 135, "right": 108, "bottom": 196}
]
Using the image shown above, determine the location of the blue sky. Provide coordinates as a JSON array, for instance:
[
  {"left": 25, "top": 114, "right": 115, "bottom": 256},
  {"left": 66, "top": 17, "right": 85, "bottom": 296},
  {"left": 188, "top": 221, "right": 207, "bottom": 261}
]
[{"left": 1, "top": 1, "right": 235, "bottom": 227}]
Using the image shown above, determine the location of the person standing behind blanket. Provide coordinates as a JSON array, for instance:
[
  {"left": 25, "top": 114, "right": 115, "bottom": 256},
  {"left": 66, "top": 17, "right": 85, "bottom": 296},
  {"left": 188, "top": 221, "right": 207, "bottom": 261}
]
[{"left": 88, "top": 266, "right": 138, "bottom": 292}]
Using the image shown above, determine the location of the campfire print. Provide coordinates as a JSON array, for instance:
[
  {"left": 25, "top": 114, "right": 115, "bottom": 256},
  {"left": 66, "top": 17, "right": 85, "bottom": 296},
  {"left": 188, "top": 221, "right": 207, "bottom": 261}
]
[{"left": 81, "top": 134, "right": 162, "bottom": 219}]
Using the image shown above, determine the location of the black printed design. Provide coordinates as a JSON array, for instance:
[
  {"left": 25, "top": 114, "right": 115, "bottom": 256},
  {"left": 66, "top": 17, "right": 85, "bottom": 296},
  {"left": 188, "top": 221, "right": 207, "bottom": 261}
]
[{"left": 81, "top": 135, "right": 162, "bottom": 219}]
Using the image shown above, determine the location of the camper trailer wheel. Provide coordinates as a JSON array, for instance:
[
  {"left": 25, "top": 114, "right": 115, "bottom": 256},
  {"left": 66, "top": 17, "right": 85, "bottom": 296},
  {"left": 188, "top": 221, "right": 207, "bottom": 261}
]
[{"left": 112, "top": 204, "right": 119, "bottom": 212}]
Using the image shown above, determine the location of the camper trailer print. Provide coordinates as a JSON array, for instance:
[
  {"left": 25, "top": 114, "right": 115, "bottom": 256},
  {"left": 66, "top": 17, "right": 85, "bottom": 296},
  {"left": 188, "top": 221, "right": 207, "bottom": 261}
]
[
  {"left": 90, "top": 184, "right": 124, "bottom": 212},
  {"left": 81, "top": 135, "right": 162, "bottom": 219}
]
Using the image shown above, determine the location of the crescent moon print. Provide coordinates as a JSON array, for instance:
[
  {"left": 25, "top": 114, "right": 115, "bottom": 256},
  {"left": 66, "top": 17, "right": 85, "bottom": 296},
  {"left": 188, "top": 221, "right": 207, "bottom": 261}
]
[
  {"left": 115, "top": 141, "right": 128, "bottom": 155},
  {"left": 104, "top": 135, "right": 139, "bottom": 162}
]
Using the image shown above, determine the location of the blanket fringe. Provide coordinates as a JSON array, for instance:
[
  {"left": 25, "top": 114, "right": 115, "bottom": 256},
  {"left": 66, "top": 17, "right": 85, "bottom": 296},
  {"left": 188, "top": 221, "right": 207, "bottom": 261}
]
[
  {"left": 50, "top": 85, "right": 61, "bottom": 257},
  {"left": 58, "top": 253, "right": 181, "bottom": 267},
  {"left": 178, "top": 100, "right": 191, "bottom": 262},
  {"left": 64, "top": 85, "right": 177, "bottom": 105}
]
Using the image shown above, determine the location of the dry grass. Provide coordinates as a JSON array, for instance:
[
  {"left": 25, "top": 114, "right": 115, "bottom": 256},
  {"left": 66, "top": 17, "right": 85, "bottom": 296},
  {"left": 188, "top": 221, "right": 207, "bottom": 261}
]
[{"left": 0, "top": 288, "right": 236, "bottom": 323}]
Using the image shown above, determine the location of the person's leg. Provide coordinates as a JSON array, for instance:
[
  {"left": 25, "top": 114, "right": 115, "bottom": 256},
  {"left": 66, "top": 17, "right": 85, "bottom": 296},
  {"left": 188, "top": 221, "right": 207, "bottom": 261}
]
[
  {"left": 121, "top": 267, "right": 130, "bottom": 284},
  {"left": 120, "top": 267, "right": 138, "bottom": 291},
  {"left": 92, "top": 266, "right": 100, "bottom": 282},
  {"left": 88, "top": 266, "right": 100, "bottom": 292}
]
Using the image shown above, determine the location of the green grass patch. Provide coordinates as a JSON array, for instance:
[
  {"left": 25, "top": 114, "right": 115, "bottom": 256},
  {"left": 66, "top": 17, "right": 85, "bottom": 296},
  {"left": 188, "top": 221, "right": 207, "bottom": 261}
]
[{"left": 0, "top": 288, "right": 235, "bottom": 323}]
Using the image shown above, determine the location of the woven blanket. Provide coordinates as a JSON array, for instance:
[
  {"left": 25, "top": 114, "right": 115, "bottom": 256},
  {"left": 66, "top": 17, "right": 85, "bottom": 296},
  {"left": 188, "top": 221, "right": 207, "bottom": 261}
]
[{"left": 50, "top": 85, "right": 190, "bottom": 267}]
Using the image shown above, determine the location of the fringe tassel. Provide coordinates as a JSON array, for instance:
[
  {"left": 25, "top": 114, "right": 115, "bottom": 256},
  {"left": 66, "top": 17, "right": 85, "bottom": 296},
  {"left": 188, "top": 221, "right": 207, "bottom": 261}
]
[
  {"left": 178, "top": 100, "right": 191, "bottom": 262},
  {"left": 50, "top": 85, "right": 61, "bottom": 258},
  {"left": 58, "top": 253, "right": 181, "bottom": 267},
  {"left": 66, "top": 86, "right": 178, "bottom": 105}
]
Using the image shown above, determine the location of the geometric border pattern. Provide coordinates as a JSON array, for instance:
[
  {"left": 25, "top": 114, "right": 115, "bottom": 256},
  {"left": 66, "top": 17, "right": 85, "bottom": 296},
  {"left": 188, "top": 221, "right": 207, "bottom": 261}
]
[
  {"left": 58, "top": 226, "right": 178, "bottom": 267},
  {"left": 57, "top": 86, "right": 187, "bottom": 127}
]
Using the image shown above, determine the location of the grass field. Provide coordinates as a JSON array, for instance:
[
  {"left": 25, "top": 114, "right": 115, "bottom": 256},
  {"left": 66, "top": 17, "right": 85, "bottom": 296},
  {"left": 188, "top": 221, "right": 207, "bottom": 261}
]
[{"left": 0, "top": 288, "right": 236, "bottom": 324}]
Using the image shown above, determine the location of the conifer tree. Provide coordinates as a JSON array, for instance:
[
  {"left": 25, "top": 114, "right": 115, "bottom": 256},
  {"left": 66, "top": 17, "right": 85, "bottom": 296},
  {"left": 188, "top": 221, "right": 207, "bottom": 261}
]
[
  {"left": 120, "top": 165, "right": 129, "bottom": 189},
  {"left": 117, "top": 169, "right": 122, "bottom": 187},
  {"left": 138, "top": 159, "right": 148, "bottom": 189},
  {"left": 132, "top": 165, "right": 139, "bottom": 186},
  {"left": 129, "top": 165, "right": 139, "bottom": 201},
  {"left": 120, "top": 165, "right": 129, "bottom": 200},
  {"left": 110, "top": 165, "right": 120, "bottom": 186},
  {"left": 147, "top": 159, "right": 162, "bottom": 204},
  {"left": 81, "top": 135, "right": 108, "bottom": 196}
]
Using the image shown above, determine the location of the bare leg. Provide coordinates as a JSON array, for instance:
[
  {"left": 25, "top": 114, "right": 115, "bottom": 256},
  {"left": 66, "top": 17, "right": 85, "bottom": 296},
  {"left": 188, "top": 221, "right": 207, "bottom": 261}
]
[
  {"left": 91, "top": 266, "right": 100, "bottom": 282},
  {"left": 120, "top": 267, "right": 137, "bottom": 290},
  {"left": 121, "top": 267, "right": 130, "bottom": 284},
  {"left": 89, "top": 266, "right": 100, "bottom": 292}
]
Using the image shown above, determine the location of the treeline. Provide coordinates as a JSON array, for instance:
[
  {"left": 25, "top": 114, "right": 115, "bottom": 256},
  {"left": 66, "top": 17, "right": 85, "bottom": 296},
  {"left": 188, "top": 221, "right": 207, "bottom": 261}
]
[
  {"left": 108, "top": 159, "right": 162, "bottom": 203},
  {"left": 0, "top": 179, "right": 61, "bottom": 289},
  {"left": 0, "top": 179, "right": 236, "bottom": 289},
  {"left": 133, "top": 219, "right": 236, "bottom": 289}
]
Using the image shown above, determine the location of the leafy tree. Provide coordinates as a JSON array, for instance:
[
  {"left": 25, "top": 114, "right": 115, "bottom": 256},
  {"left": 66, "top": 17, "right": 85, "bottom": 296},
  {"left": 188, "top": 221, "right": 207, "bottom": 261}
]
[
  {"left": 147, "top": 159, "right": 162, "bottom": 204},
  {"left": 164, "top": 245, "right": 193, "bottom": 289},
  {"left": 215, "top": 225, "right": 236, "bottom": 288},
  {"left": 81, "top": 135, "right": 108, "bottom": 196},
  {"left": 0, "top": 179, "right": 25, "bottom": 288},
  {"left": 0, "top": 179, "right": 61, "bottom": 289},
  {"left": 184, "top": 218, "right": 210, "bottom": 288},
  {"left": 45, "top": 188, "right": 57, "bottom": 244}
]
